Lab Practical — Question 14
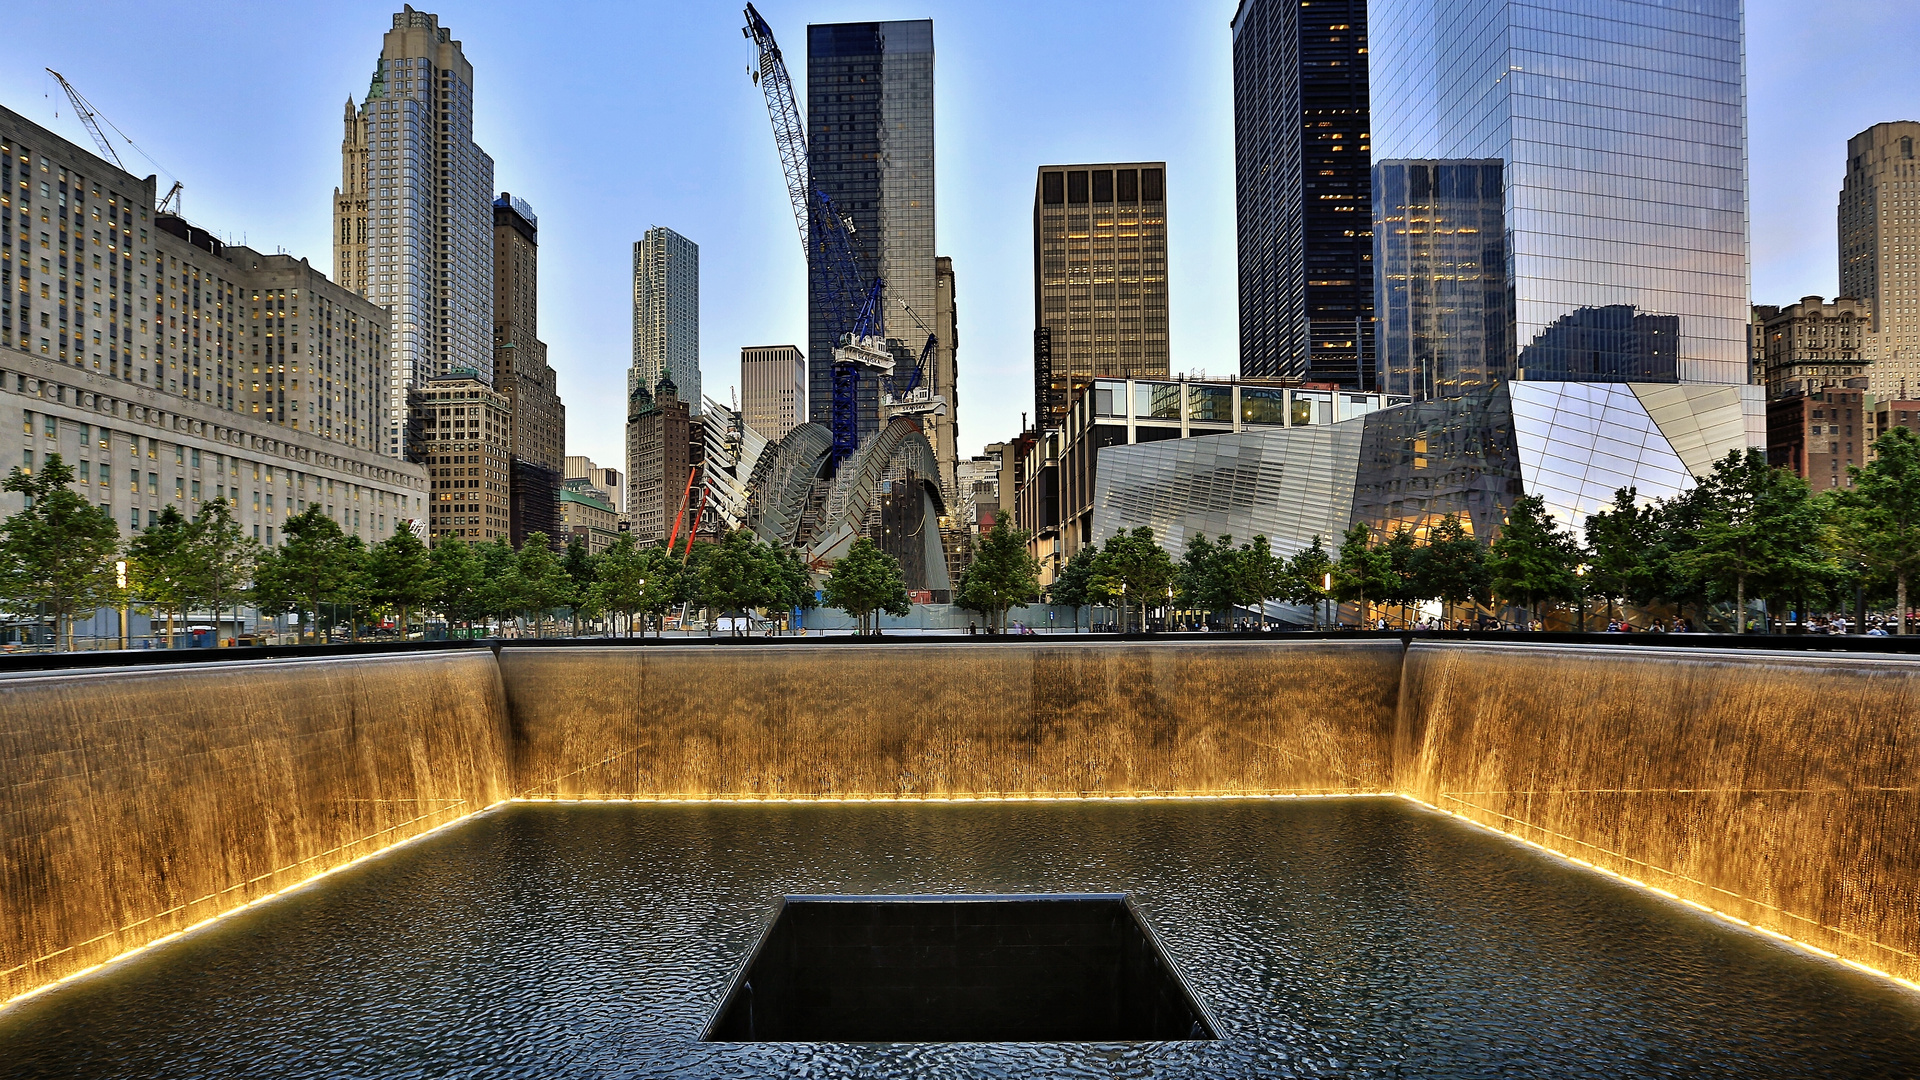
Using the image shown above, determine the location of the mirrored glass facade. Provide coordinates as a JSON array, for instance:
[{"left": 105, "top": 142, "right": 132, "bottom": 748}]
[
  {"left": 1370, "top": 0, "right": 1749, "bottom": 390},
  {"left": 1374, "top": 160, "right": 1513, "bottom": 400},
  {"left": 807, "top": 20, "right": 934, "bottom": 440}
]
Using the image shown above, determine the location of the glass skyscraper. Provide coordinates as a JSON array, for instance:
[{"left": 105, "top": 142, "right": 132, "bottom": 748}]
[
  {"left": 1370, "top": 0, "right": 1749, "bottom": 394},
  {"left": 806, "top": 19, "right": 935, "bottom": 440},
  {"left": 1232, "top": 0, "right": 1374, "bottom": 387}
]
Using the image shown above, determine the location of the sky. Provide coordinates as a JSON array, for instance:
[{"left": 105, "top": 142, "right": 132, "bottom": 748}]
[{"left": 2, "top": 1, "right": 1916, "bottom": 474}]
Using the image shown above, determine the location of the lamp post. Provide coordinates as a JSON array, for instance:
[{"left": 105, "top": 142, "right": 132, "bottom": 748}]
[
  {"left": 115, "top": 560, "right": 128, "bottom": 650},
  {"left": 1323, "top": 571, "right": 1333, "bottom": 631},
  {"left": 1167, "top": 585, "right": 1174, "bottom": 633},
  {"left": 1120, "top": 582, "right": 1128, "bottom": 634}
]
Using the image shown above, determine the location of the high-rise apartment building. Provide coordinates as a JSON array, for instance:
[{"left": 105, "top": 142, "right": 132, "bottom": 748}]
[
  {"left": 630, "top": 227, "right": 699, "bottom": 412},
  {"left": 492, "top": 192, "right": 563, "bottom": 548},
  {"left": 1232, "top": 0, "right": 1372, "bottom": 386},
  {"left": 807, "top": 19, "right": 935, "bottom": 440},
  {"left": 334, "top": 6, "right": 496, "bottom": 460},
  {"left": 1033, "top": 164, "right": 1169, "bottom": 431},
  {"left": 1, "top": 105, "right": 428, "bottom": 546},
  {"left": 741, "top": 345, "right": 805, "bottom": 443},
  {"left": 1841, "top": 122, "right": 1920, "bottom": 397},
  {"left": 1370, "top": 0, "right": 1749, "bottom": 396}
]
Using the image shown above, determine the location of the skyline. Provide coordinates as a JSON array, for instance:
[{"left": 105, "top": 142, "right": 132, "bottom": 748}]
[{"left": 2, "top": 1, "right": 1916, "bottom": 473}]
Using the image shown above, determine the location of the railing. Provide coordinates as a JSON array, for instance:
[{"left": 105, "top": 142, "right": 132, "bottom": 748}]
[{"left": 2, "top": 627, "right": 1920, "bottom": 674}]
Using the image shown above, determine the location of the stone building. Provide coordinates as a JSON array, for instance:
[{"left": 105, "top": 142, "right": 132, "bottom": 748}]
[
  {"left": 740, "top": 345, "right": 803, "bottom": 443},
  {"left": 410, "top": 371, "right": 511, "bottom": 542},
  {"left": 563, "top": 455, "right": 623, "bottom": 517},
  {"left": 559, "top": 482, "right": 619, "bottom": 554},
  {"left": 0, "top": 105, "right": 427, "bottom": 545},
  {"left": 1841, "top": 122, "right": 1920, "bottom": 399},
  {"left": 334, "top": 5, "right": 496, "bottom": 459},
  {"left": 1755, "top": 296, "right": 1874, "bottom": 399},
  {"left": 491, "top": 193, "right": 563, "bottom": 547},
  {"left": 625, "top": 375, "right": 690, "bottom": 545},
  {"left": 1769, "top": 387, "right": 1865, "bottom": 493}
]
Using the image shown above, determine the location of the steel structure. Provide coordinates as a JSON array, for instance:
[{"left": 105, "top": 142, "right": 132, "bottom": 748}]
[
  {"left": 744, "top": 4, "right": 889, "bottom": 467},
  {"left": 46, "top": 69, "right": 124, "bottom": 169}
]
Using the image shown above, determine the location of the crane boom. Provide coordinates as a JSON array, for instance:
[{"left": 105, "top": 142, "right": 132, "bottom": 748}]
[
  {"left": 743, "top": 4, "right": 888, "bottom": 467},
  {"left": 46, "top": 69, "right": 125, "bottom": 170}
]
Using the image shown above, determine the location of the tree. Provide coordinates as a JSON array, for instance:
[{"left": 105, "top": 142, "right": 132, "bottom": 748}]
[
  {"left": 700, "top": 529, "right": 782, "bottom": 635},
  {"left": 562, "top": 536, "right": 597, "bottom": 636},
  {"left": 769, "top": 545, "right": 818, "bottom": 633},
  {"left": 1583, "top": 488, "right": 1660, "bottom": 628},
  {"left": 513, "top": 532, "right": 575, "bottom": 638},
  {"left": 1048, "top": 545, "right": 1099, "bottom": 632},
  {"left": 188, "top": 499, "right": 254, "bottom": 647},
  {"left": 823, "top": 537, "right": 910, "bottom": 635},
  {"left": 1175, "top": 534, "right": 1237, "bottom": 627},
  {"left": 476, "top": 538, "right": 520, "bottom": 629},
  {"left": 366, "top": 527, "right": 433, "bottom": 639},
  {"left": 276, "top": 506, "right": 357, "bottom": 643},
  {"left": 1377, "top": 526, "right": 1422, "bottom": 626},
  {"left": 0, "top": 454, "right": 121, "bottom": 650},
  {"left": 1831, "top": 427, "right": 1920, "bottom": 634},
  {"left": 1284, "top": 536, "right": 1335, "bottom": 629},
  {"left": 127, "top": 504, "right": 195, "bottom": 648},
  {"left": 1088, "top": 527, "right": 1177, "bottom": 633},
  {"left": 1411, "top": 514, "right": 1488, "bottom": 627},
  {"left": 1232, "top": 535, "right": 1288, "bottom": 627},
  {"left": 428, "top": 536, "right": 487, "bottom": 637},
  {"left": 1330, "top": 522, "right": 1385, "bottom": 627},
  {"left": 1486, "top": 495, "right": 1581, "bottom": 629},
  {"left": 955, "top": 521, "right": 1042, "bottom": 633},
  {"left": 1674, "top": 449, "right": 1826, "bottom": 634}
]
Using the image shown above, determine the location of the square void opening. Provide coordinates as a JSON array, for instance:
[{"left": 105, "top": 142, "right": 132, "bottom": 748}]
[{"left": 705, "top": 893, "right": 1215, "bottom": 1043}]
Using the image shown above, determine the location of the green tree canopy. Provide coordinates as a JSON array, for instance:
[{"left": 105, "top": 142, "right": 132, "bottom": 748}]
[
  {"left": 1330, "top": 522, "right": 1386, "bottom": 626},
  {"left": 700, "top": 529, "right": 785, "bottom": 634},
  {"left": 428, "top": 536, "right": 487, "bottom": 634},
  {"left": 0, "top": 454, "right": 122, "bottom": 650},
  {"left": 1582, "top": 488, "right": 1660, "bottom": 627},
  {"left": 1089, "top": 527, "right": 1176, "bottom": 633},
  {"left": 513, "top": 532, "right": 575, "bottom": 637},
  {"left": 1048, "top": 545, "right": 1099, "bottom": 631},
  {"left": 128, "top": 504, "right": 195, "bottom": 648},
  {"left": 1175, "top": 533, "right": 1238, "bottom": 621},
  {"left": 366, "top": 527, "right": 433, "bottom": 638},
  {"left": 272, "top": 505, "right": 360, "bottom": 642},
  {"left": 1831, "top": 427, "right": 1920, "bottom": 633},
  {"left": 1283, "top": 536, "right": 1335, "bottom": 628},
  {"left": 823, "top": 537, "right": 910, "bottom": 635},
  {"left": 955, "top": 521, "right": 1041, "bottom": 633},
  {"left": 189, "top": 499, "right": 255, "bottom": 647},
  {"left": 1673, "top": 449, "right": 1827, "bottom": 633},
  {"left": 1486, "top": 495, "right": 1581, "bottom": 628},
  {"left": 1410, "top": 514, "right": 1488, "bottom": 626}
]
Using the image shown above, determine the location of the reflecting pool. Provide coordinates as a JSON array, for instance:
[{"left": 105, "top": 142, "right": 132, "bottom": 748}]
[{"left": 3, "top": 799, "right": 1917, "bottom": 1078}]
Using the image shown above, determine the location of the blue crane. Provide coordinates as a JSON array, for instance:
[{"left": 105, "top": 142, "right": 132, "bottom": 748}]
[{"left": 743, "top": 4, "right": 890, "bottom": 467}]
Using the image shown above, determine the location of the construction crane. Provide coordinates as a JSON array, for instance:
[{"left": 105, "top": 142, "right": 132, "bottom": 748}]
[
  {"left": 743, "top": 4, "right": 890, "bottom": 467},
  {"left": 882, "top": 300, "right": 946, "bottom": 419},
  {"left": 46, "top": 68, "right": 182, "bottom": 216},
  {"left": 46, "top": 69, "right": 124, "bottom": 169}
]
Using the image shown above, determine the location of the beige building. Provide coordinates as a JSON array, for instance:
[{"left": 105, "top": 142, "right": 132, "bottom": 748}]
[
  {"left": 1756, "top": 296, "right": 1874, "bottom": 399},
  {"left": 740, "top": 344, "right": 803, "bottom": 443},
  {"left": 491, "top": 192, "right": 564, "bottom": 546},
  {"left": 558, "top": 483, "right": 619, "bottom": 554},
  {"left": 930, "top": 256, "right": 960, "bottom": 499},
  {"left": 411, "top": 372, "right": 511, "bottom": 542},
  {"left": 1841, "top": 122, "right": 1920, "bottom": 398},
  {"left": 334, "top": 6, "right": 496, "bottom": 459},
  {"left": 564, "top": 455, "right": 623, "bottom": 516},
  {"left": 0, "top": 105, "right": 426, "bottom": 545},
  {"left": 625, "top": 375, "right": 690, "bottom": 545},
  {"left": 1033, "top": 163, "right": 1170, "bottom": 431}
]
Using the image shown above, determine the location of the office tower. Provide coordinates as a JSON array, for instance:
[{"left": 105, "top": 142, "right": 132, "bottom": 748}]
[
  {"left": 741, "top": 345, "right": 805, "bottom": 443},
  {"left": 1032, "top": 164, "right": 1170, "bottom": 430},
  {"left": 492, "top": 193, "right": 563, "bottom": 547},
  {"left": 564, "top": 456, "right": 625, "bottom": 516},
  {"left": 630, "top": 227, "right": 699, "bottom": 412},
  {"left": 409, "top": 373, "right": 512, "bottom": 542},
  {"left": 807, "top": 19, "right": 935, "bottom": 440},
  {"left": 1841, "top": 122, "right": 1920, "bottom": 398},
  {"left": 625, "top": 375, "right": 691, "bottom": 545},
  {"left": 1, "top": 105, "right": 428, "bottom": 545},
  {"left": 334, "top": 5, "right": 496, "bottom": 460},
  {"left": 1232, "top": 0, "right": 1372, "bottom": 386},
  {"left": 931, "top": 255, "right": 959, "bottom": 499},
  {"left": 1373, "top": 161, "right": 1511, "bottom": 399},
  {"left": 1370, "top": 0, "right": 1749, "bottom": 394}
]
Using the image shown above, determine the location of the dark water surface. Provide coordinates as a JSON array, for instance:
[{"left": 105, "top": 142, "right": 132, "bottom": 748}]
[{"left": 4, "top": 799, "right": 1918, "bottom": 1079}]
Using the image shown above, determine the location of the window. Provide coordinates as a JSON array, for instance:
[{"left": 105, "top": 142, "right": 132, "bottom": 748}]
[{"left": 1068, "top": 171, "right": 1089, "bottom": 205}]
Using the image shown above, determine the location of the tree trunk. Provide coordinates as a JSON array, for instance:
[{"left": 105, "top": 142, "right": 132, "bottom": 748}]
[
  {"left": 1736, "top": 575, "right": 1746, "bottom": 635},
  {"left": 1900, "top": 573, "right": 1909, "bottom": 636},
  {"left": 165, "top": 609, "right": 176, "bottom": 649}
]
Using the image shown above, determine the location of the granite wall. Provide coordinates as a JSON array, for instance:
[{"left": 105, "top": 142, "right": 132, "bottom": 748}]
[
  {"left": 0, "top": 652, "right": 513, "bottom": 1002},
  {"left": 1396, "top": 641, "right": 1920, "bottom": 984}
]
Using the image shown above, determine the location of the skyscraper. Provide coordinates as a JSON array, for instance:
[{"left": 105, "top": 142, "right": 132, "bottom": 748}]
[
  {"left": 1032, "top": 164, "right": 1170, "bottom": 431},
  {"left": 493, "top": 193, "right": 564, "bottom": 547},
  {"left": 1370, "top": 0, "right": 1749, "bottom": 395},
  {"left": 1840, "top": 122, "right": 1920, "bottom": 397},
  {"left": 334, "top": 5, "right": 496, "bottom": 460},
  {"left": 1232, "top": 0, "right": 1373, "bottom": 386},
  {"left": 741, "top": 345, "right": 805, "bottom": 443},
  {"left": 807, "top": 19, "right": 935, "bottom": 440},
  {"left": 631, "top": 227, "right": 700, "bottom": 412}
]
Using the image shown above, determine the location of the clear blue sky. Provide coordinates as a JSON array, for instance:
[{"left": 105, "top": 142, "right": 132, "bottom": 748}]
[{"left": 2, "top": 1, "right": 1914, "bottom": 472}]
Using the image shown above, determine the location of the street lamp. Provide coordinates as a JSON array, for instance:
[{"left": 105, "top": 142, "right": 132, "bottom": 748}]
[
  {"left": 115, "top": 560, "right": 128, "bottom": 650},
  {"left": 1167, "top": 585, "right": 1174, "bottom": 633},
  {"left": 1323, "top": 571, "right": 1333, "bottom": 631},
  {"left": 1120, "top": 582, "right": 1128, "bottom": 634}
]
